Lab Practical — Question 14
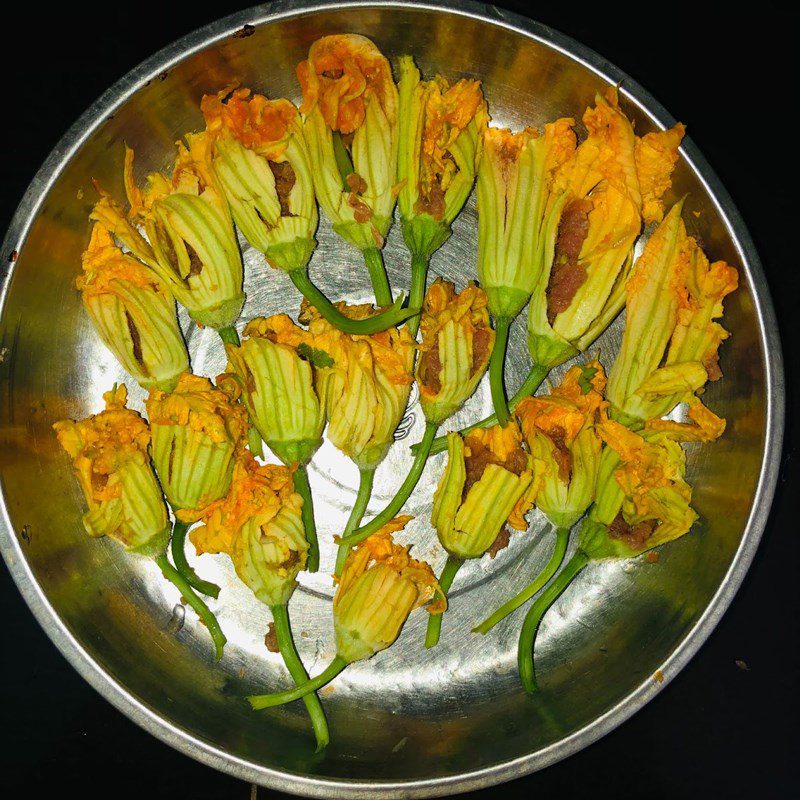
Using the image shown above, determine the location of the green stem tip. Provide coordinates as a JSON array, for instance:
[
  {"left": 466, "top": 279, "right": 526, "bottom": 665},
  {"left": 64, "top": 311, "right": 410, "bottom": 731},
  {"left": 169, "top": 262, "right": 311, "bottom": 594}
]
[
  {"left": 489, "top": 316, "right": 512, "bottom": 427},
  {"left": 248, "top": 655, "right": 348, "bottom": 709},
  {"left": 473, "top": 526, "right": 570, "bottom": 635},
  {"left": 424, "top": 556, "right": 463, "bottom": 649},
  {"left": 334, "top": 467, "right": 376, "bottom": 576},
  {"left": 340, "top": 421, "right": 438, "bottom": 549},
  {"left": 517, "top": 549, "right": 590, "bottom": 694},
  {"left": 155, "top": 553, "right": 227, "bottom": 661},
  {"left": 293, "top": 464, "right": 319, "bottom": 573},
  {"left": 289, "top": 270, "right": 419, "bottom": 334},
  {"left": 218, "top": 325, "right": 240, "bottom": 347},
  {"left": 170, "top": 519, "right": 220, "bottom": 599},
  {"left": 270, "top": 604, "right": 329, "bottom": 751},
  {"left": 420, "top": 362, "right": 551, "bottom": 457}
]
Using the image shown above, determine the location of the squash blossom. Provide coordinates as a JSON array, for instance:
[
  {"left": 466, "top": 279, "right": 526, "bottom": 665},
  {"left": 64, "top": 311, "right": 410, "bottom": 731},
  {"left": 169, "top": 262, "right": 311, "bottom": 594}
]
[
  {"left": 336, "top": 279, "right": 495, "bottom": 562},
  {"left": 300, "top": 299, "right": 415, "bottom": 574},
  {"left": 297, "top": 34, "right": 404, "bottom": 311},
  {"left": 248, "top": 521, "right": 444, "bottom": 711},
  {"left": 114, "top": 138, "right": 245, "bottom": 340},
  {"left": 515, "top": 415, "right": 699, "bottom": 694},
  {"left": 54, "top": 385, "right": 226, "bottom": 659},
  {"left": 191, "top": 453, "right": 329, "bottom": 748},
  {"left": 202, "top": 86, "right": 317, "bottom": 274},
  {"left": 477, "top": 119, "right": 577, "bottom": 424},
  {"left": 528, "top": 90, "right": 685, "bottom": 371},
  {"left": 396, "top": 55, "right": 488, "bottom": 334},
  {"left": 78, "top": 222, "right": 189, "bottom": 392},
  {"left": 474, "top": 360, "right": 607, "bottom": 636},
  {"left": 606, "top": 200, "right": 738, "bottom": 430},
  {"left": 146, "top": 373, "right": 249, "bottom": 596},
  {"left": 222, "top": 313, "right": 326, "bottom": 572},
  {"left": 425, "top": 421, "right": 542, "bottom": 647}
]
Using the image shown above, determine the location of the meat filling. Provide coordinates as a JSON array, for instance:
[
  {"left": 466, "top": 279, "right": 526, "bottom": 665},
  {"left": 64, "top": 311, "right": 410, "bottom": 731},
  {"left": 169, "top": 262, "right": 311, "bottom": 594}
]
[
  {"left": 471, "top": 328, "right": 493, "bottom": 376},
  {"left": 608, "top": 511, "right": 657, "bottom": 550},
  {"left": 420, "top": 342, "right": 443, "bottom": 395},
  {"left": 125, "top": 310, "right": 144, "bottom": 368},
  {"left": 546, "top": 198, "right": 593, "bottom": 323},
  {"left": 548, "top": 424, "right": 573, "bottom": 482},
  {"left": 461, "top": 436, "right": 528, "bottom": 504},
  {"left": 268, "top": 160, "right": 297, "bottom": 217}
]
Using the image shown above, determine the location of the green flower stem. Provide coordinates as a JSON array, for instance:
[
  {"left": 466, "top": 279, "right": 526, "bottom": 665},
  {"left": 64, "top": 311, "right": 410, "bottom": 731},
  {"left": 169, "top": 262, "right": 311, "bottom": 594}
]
[
  {"left": 489, "top": 316, "right": 513, "bottom": 427},
  {"left": 339, "top": 421, "right": 438, "bottom": 548},
  {"left": 408, "top": 251, "right": 430, "bottom": 338},
  {"left": 424, "top": 556, "right": 464, "bottom": 649},
  {"left": 421, "top": 362, "right": 551, "bottom": 457},
  {"left": 334, "top": 467, "right": 376, "bottom": 576},
  {"left": 293, "top": 464, "right": 319, "bottom": 573},
  {"left": 170, "top": 519, "right": 220, "bottom": 598},
  {"left": 154, "top": 553, "right": 227, "bottom": 661},
  {"left": 518, "top": 549, "right": 590, "bottom": 694},
  {"left": 289, "top": 269, "right": 419, "bottom": 334},
  {"left": 218, "top": 325, "right": 240, "bottom": 347},
  {"left": 362, "top": 247, "right": 393, "bottom": 307},
  {"left": 473, "top": 527, "right": 571, "bottom": 635},
  {"left": 270, "top": 603, "right": 329, "bottom": 751},
  {"left": 248, "top": 655, "right": 348, "bottom": 709}
]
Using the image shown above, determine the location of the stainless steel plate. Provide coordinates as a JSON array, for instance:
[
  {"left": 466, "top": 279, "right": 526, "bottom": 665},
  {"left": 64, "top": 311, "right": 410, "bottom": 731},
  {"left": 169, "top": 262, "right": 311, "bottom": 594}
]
[{"left": 0, "top": 2, "right": 784, "bottom": 797}]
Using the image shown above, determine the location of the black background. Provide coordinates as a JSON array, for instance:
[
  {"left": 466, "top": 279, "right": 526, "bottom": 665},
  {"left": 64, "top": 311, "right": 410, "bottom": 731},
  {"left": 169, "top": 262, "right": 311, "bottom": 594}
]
[{"left": 1, "top": 2, "right": 797, "bottom": 797}]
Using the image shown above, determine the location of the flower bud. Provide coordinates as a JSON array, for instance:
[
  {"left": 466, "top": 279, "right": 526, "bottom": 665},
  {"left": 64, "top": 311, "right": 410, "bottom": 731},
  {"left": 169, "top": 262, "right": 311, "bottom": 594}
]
[
  {"left": 146, "top": 373, "right": 249, "bottom": 516},
  {"left": 333, "top": 520, "right": 444, "bottom": 663},
  {"left": 223, "top": 314, "right": 325, "bottom": 467},
  {"left": 297, "top": 34, "right": 398, "bottom": 252},
  {"left": 122, "top": 138, "right": 245, "bottom": 330},
  {"left": 191, "top": 455, "right": 307, "bottom": 607},
  {"left": 580, "top": 418, "right": 698, "bottom": 559},
  {"left": 516, "top": 360, "right": 606, "bottom": 529},
  {"left": 53, "top": 385, "right": 169, "bottom": 556},
  {"left": 201, "top": 87, "right": 318, "bottom": 272},
  {"left": 606, "top": 201, "right": 738, "bottom": 426},
  {"left": 477, "top": 119, "right": 576, "bottom": 319},
  {"left": 396, "top": 55, "right": 488, "bottom": 258},
  {"left": 431, "top": 422, "right": 541, "bottom": 560},
  {"left": 78, "top": 223, "right": 189, "bottom": 392},
  {"left": 415, "top": 279, "right": 495, "bottom": 424},
  {"left": 301, "top": 300, "right": 415, "bottom": 469}
]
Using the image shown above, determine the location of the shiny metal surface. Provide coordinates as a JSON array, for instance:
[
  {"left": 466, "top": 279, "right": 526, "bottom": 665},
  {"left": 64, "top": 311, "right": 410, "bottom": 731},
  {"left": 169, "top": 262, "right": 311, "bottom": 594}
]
[{"left": 0, "top": 1, "right": 784, "bottom": 797}]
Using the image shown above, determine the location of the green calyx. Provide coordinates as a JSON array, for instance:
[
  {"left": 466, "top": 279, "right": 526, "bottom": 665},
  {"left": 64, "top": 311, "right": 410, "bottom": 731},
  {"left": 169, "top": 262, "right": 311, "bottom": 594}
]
[
  {"left": 485, "top": 286, "right": 530, "bottom": 321},
  {"left": 265, "top": 238, "right": 317, "bottom": 273},
  {"left": 401, "top": 215, "right": 452, "bottom": 262},
  {"left": 269, "top": 438, "right": 323, "bottom": 468},
  {"left": 191, "top": 293, "right": 247, "bottom": 331}
]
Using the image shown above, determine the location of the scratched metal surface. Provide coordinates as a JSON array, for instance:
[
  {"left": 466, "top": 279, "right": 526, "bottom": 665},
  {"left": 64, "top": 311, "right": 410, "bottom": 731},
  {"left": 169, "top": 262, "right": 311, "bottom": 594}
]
[{"left": 0, "top": 2, "right": 784, "bottom": 798}]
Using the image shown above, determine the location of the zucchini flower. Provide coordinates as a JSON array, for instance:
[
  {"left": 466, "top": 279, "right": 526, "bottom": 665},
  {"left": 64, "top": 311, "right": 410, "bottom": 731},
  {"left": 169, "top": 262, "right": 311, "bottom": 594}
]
[
  {"left": 297, "top": 34, "right": 410, "bottom": 316},
  {"left": 606, "top": 200, "right": 738, "bottom": 428},
  {"left": 396, "top": 55, "right": 488, "bottom": 334},
  {"left": 477, "top": 119, "right": 577, "bottom": 424},
  {"left": 429, "top": 95, "right": 683, "bottom": 455},
  {"left": 146, "top": 373, "right": 249, "bottom": 597},
  {"left": 54, "top": 385, "right": 226, "bottom": 659},
  {"left": 115, "top": 138, "right": 245, "bottom": 343},
  {"left": 474, "top": 361, "right": 606, "bottom": 635},
  {"left": 223, "top": 314, "right": 326, "bottom": 571},
  {"left": 299, "top": 299, "right": 415, "bottom": 573},
  {"left": 528, "top": 92, "right": 685, "bottom": 370},
  {"left": 249, "top": 521, "right": 444, "bottom": 710},
  {"left": 338, "top": 280, "right": 494, "bottom": 558},
  {"left": 79, "top": 222, "right": 189, "bottom": 392},
  {"left": 425, "top": 421, "right": 542, "bottom": 647},
  {"left": 191, "top": 454, "right": 329, "bottom": 749},
  {"left": 515, "top": 416, "right": 698, "bottom": 693}
]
